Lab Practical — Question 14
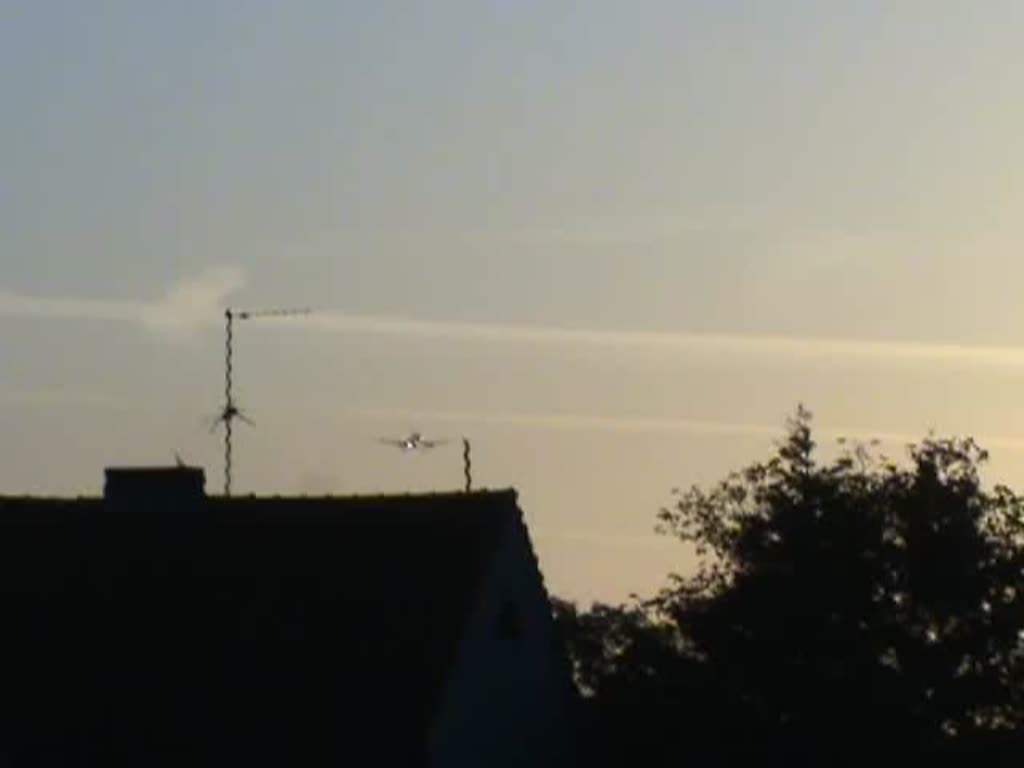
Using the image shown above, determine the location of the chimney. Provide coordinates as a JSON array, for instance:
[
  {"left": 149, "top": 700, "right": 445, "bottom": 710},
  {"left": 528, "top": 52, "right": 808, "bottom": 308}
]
[{"left": 104, "top": 467, "right": 206, "bottom": 508}]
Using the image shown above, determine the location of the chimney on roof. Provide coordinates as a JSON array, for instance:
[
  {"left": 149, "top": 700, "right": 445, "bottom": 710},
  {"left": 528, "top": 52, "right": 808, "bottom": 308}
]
[{"left": 104, "top": 467, "right": 206, "bottom": 508}]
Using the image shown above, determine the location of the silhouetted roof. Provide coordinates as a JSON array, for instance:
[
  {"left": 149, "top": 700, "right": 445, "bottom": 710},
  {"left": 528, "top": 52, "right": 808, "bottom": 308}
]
[{"left": 0, "top": 488, "right": 527, "bottom": 766}]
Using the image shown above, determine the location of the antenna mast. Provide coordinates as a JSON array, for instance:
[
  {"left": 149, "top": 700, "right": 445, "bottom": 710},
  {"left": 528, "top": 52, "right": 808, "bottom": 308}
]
[
  {"left": 216, "top": 305, "right": 311, "bottom": 496},
  {"left": 463, "top": 437, "right": 472, "bottom": 492}
]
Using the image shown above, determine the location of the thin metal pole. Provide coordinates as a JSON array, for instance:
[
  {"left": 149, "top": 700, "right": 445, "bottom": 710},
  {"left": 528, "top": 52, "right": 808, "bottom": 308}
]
[{"left": 223, "top": 309, "right": 235, "bottom": 496}]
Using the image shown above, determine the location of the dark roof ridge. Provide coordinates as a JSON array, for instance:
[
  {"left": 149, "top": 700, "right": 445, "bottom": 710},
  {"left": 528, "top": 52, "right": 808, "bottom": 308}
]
[
  {"left": 0, "top": 489, "right": 520, "bottom": 507},
  {"left": 0, "top": 488, "right": 518, "bottom": 503},
  {"left": 211, "top": 488, "right": 517, "bottom": 501}
]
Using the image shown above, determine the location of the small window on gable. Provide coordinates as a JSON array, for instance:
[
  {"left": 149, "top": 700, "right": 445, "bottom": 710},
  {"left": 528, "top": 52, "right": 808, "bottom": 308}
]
[{"left": 497, "top": 599, "right": 521, "bottom": 640}]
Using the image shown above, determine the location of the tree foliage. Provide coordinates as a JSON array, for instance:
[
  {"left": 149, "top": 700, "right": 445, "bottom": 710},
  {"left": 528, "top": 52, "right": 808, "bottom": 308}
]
[{"left": 558, "top": 408, "right": 1024, "bottom": 763}]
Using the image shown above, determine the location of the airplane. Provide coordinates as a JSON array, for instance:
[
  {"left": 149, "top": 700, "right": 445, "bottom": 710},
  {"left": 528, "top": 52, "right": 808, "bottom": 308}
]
[{"left": 378, "top": 432, "right": 449, "bottom": 453}]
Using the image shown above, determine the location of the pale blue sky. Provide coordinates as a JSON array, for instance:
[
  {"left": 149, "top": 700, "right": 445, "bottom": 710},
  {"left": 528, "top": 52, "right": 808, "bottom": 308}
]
[{"left": 5, "top": 2, "right": 1024, "bottom": 601}]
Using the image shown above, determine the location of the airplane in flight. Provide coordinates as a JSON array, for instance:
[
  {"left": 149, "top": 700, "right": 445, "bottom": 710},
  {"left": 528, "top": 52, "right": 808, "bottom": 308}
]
[{"left": 378, "top": 432, "right": 449, "bottom": 453}]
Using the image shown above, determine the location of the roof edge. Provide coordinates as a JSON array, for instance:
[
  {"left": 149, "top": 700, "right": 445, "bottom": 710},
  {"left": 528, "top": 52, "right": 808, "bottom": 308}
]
[{"left": 0, "top": 488, "right": 520, "bottom": 504}]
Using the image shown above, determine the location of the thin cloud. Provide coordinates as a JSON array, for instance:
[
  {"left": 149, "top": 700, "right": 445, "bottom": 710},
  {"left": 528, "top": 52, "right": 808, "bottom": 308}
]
[
  {"left": 140, "top": 266, "right": 246, "bottom": 339},
  {"left": 343, "top": 405, "right": 1024, "bottom": 452},
  {"left": 499, "top": 214, "right": 732, "bottom": 245},
  {"left": 344, "top": 405, "right": 781, "bottom": 438},
  {"left": 6, "top": 276, "right": 1024, "bottom": 369},
  {"left": 8, "top": 387, "right": 1024, "bottom": 455},
  {"left": 0, "top": 266, "right": 245, "bottom": 340},
  {"left": 289, "top": 312, "right": 1024, "bottom": 369},
  {"left": 0, "top": 387, "right": 181, "bottom": 412},
  {"left": 0, "top": 293, "right": 143, "bottom": 323}
]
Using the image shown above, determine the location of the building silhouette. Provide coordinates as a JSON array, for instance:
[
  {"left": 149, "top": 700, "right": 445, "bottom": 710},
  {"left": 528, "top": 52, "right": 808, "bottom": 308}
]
[{"left": 0, "top": 467, "right": 578, "bottom": 766}]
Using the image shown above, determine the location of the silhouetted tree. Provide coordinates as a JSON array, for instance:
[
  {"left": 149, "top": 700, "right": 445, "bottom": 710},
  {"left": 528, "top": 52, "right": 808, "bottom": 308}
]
[
  {"left": 558, "top": 408, "right": 1024, "bottom": 764},
  {"left": 552, "top": 597, "right": 728, "bottom": 766}
]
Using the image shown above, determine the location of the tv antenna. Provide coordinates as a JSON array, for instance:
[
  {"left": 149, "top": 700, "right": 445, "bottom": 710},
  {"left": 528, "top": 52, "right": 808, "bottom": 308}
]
[{"left": 213, "top": 306, "right": 311, "bottom": 496}]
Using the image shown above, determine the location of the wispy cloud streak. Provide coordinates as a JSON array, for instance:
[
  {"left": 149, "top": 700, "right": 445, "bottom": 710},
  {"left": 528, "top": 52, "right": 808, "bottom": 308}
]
[
  {"left": 345, "top": 405, "right": 781, "bottom": 438},
  {"left": 0, "top": 266, "right": 245, "bottom": 340},
  {"left": 6, "top": 274, "right": 1024, "bottom": 369},
  {"left": 0, "top": 293, "right": 143, "bottom": 323},
  {"left": 291, "top": 312, "right": 1024, "bottom": 369},
  {"left": 341, "top": 405, "right": 1024, "bottom": 451}
]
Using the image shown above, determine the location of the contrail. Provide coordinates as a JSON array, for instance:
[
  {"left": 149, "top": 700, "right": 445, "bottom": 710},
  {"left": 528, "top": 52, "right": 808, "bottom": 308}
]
[
  {"left": 344, "top": 405, "right": 782, "bottom": 438},
  {"left": 340, "top": 405, "right": 1024, "bottom": 451},
  {"left": 285, "top": 311, "right": 1024, "bottom": 369},
  {"left": 7, "top": 271, "right": 1024, "bottom": 369}
]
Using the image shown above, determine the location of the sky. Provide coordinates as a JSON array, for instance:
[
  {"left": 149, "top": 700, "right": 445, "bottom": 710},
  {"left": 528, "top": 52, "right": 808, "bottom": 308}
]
[{"left": 4, "top": 2, "right": 1024, "bottom": 602}]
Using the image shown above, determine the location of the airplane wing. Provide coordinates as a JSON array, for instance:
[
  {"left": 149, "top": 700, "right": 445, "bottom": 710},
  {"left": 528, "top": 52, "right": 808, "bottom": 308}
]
[
  {"left": 378, "top": 438, "right": 408, "bottom": 447},
  {"left": 420, "top": 439, "right": 449, "bottom": 449}
]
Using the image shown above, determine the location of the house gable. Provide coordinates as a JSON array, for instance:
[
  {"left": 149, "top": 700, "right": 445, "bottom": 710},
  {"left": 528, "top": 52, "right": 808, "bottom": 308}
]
[
  {"left": 0, "top": 483, "right": 549, "bottom": 765},
  {"left": 428, "top": 502, "right": 579, "bottom": 768}
]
